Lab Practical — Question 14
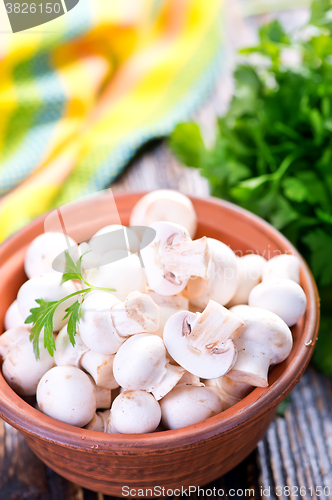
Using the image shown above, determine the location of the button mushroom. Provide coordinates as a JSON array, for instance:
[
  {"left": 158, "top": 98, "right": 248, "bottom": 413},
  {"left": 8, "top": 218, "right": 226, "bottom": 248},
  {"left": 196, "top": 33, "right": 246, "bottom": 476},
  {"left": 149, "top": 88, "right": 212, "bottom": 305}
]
[
  {"left": 262, "top": 254, "right": 300, "bottom": 283},
  {"left": 108, "top": 390, "right": 161, "bottom": 434},
  {"left": 111, "top": 291, "right": 160, "bottom": 337},
  {"left": 146, "top": 291, "right": 188, "bottom": 339},
  {"left": 227, "top": 254, "right": 267, "bottom": 307},
  {"left": 54, "top": 325, "right": 89, "bottom": 367},
  {"left": 113, "top": 334, "right": 184, "bottom": 400},
  {"left": 248, "top": 278, "right": 307, "bottom": 327},
  {"left": 130, "top": 190, "right": 197, "bottom": 238},
  {"left": 80, "top": 350, "right": 119, "bottom": 390},
  {"left": 24, "top": 232, "right": 79, "bottom": 278},
  {"left": 84, "top": 252, "right": 146, "bottom": 301},
  {"left": 163, "top": 300, "right": 243, "bottom": 379},
  {"left": 160, "top": 385, "right": 223, "bottom": 430},
  {"left": 2, "top": 331, "right": 55, "bottom": 395},
  {"left": 4, "top": 300, "right": 25, "bottom": 330},
  {"left": 17, "top": 273, "right": 77, "bottom": 330},
  {"left": 140, "top": 222, "right": 209, "bottom": 296},
  {"left": 37, "top": 366, "right": 96, "bottom": 427},
  {"left": 184, "top": 238, "right": 239, "bottom": 308},
  {"left": 227, "top": 305, "right": 293, "bottom": 387},
  {"left": 204, "top": 376, "right": 252, "bottom": 410},
  {"left": 85, "top": 410, "right": 110, "bottom": 432},
  {"left": 0, "top": 325, "right": 31, "bottom": 361}
]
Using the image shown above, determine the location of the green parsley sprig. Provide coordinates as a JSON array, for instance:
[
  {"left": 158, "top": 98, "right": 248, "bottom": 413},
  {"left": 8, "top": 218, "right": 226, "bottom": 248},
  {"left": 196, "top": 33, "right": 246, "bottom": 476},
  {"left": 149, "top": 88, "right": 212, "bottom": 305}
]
[{"left": 25, "top": 251, "right": 115, "bottom": 360}]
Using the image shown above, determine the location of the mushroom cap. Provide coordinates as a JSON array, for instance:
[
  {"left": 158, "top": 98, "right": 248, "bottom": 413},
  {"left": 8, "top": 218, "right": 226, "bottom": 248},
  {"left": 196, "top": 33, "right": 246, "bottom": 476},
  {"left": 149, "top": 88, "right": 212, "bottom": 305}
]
[
  {"left": 2, "top": 334, "right": 55, "bottom": 396},
  {"left": 4, "top": 300, "right": 25, "bottom": 330},
  {"left": 80, "top": 350, "right": 119, "bottom": 390},
  {"left": 78, "top": 291, "right": 125, "bottom": 354},
  {"left": 0, "top": 325, "right": 31, "bottom": 360},
  {"left": 24, "top": 232, "right": 79, "bottom": 278},
  {"left": 54, "top": 325, "right": 89, "bottom": 367},
  {"left": 160, "top": 385, "right": 222, "bottom": 430},
  {"left": 129, "top": 190, "right": 197, "bottom": 238},
  {"left": 186, "top": 238, "right": 238, "bottom": 307},
  {"left": 111, "top": 291, "right": 160, "bottom": 337},
  {"left": 248, "top": 279, "right": 307, "bottom": 327},
  {"left": 204, "top": 376, "right": 252, "bottom": 410},
  {"left": 147, "top": 291, "right": 188, "bottom": 339},
  {"left": 163, "top": 301, "right": 242, "bottom": 379},
  {"left": 17, "top": 273, "right": 77, "bottom": 331},
  {"left": 113, "top": 334, "right": 169, "bottom": 391},
  {"left": 227, "top": 254, "right": 267, "bottom": 307},
  {"left": 109, "top": 390, "right": 161, "bottom": 434},
  {"left": 84, "top": 252, "right": 146, "bottom": 301},
  {"left": 37, "top": 366, "right": 96, "bottom": 427},
  {"left": 228, "top": 305, "right": 293, "bottom": 386},
  {"left": 262, "top": 254, "right": 300, "bottom": 283}
]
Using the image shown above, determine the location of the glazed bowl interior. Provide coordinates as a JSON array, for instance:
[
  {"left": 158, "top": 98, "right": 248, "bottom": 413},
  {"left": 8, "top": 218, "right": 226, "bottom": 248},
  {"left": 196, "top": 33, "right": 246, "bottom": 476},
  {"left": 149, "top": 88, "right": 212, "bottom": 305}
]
[{"left": 0, "top": 192, "right": 320, "bottom": 491}]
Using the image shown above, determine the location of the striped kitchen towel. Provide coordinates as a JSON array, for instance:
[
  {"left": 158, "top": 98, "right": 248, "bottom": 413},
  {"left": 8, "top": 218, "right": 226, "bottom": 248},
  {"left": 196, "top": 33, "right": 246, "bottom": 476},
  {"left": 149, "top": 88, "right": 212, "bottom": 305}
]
[{"left": 0, "top": 0, "right": 222, "bottom": 241}]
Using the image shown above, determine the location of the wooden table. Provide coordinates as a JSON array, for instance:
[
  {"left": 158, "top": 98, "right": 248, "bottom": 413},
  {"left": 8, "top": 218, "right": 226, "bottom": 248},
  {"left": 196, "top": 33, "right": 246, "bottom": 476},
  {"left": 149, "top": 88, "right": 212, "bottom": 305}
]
[{"left": 1, "top": 3, "right": 332, "bottom": 499}]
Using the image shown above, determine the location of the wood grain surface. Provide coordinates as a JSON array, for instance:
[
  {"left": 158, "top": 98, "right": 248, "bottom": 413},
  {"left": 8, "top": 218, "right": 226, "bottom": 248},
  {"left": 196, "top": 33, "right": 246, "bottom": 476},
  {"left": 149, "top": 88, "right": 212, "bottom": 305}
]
[{"left": 1, "top": 2, "right": 330, "bottom": 500}]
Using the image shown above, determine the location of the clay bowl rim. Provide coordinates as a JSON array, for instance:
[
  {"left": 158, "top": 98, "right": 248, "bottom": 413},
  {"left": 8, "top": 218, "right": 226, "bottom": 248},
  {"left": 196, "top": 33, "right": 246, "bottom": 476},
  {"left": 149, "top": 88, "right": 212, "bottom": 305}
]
[{"left": 0, "top": 192, "right": 320, "bottom": 452}]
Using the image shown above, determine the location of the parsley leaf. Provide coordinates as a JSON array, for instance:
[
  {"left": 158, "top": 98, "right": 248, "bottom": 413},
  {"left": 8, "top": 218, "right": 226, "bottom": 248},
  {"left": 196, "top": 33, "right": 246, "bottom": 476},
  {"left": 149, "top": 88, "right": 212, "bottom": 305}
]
[
  {"left": 26, "top": 299, "right": 58, "bottom": 359},
  {"left": 63, "top": 298, "right": 82, "bottom": 347}
]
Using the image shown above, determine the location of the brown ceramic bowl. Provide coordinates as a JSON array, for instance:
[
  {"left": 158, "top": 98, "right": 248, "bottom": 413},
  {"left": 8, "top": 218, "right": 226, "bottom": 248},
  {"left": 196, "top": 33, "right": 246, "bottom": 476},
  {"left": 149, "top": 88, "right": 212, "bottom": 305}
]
[{"left": 0, "top": 193, "right": 319, "bottom": 496}]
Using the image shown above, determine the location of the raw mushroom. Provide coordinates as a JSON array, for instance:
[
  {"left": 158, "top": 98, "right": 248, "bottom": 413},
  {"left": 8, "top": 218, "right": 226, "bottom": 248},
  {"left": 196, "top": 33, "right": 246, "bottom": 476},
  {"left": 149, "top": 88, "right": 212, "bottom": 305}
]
[
  {"left": 37, "top": 366, "right": 96, "bottom": 427},
  {"left": 80, "top": 350, "right": 119, "bottom": 390},
  {"left": 24, "top": 232, "right": 79, "bottom": 278},
  {"left": 130, "top": 190, "right": 197, "bottom": 238},
  {"left": 146, "top": 291, "right": 188, "bottom": 339},
  {"left": 227, "top": 254, "right": 267, "bottom": 307},
  {"left": 85, "top": 410, "right": 110, "bottom": 432},
  {"left": 140, "top": 222, "right": 209, "bottom": 296},
  {"left": 2, "top": 333, "right": 55, "bottom": 396},
  {"left": 0, "top": 326, "right": 31, "bottom": 360},
  {"left": 108, "top": 390, "right": 161, "bottom": 434},
  {"left": 205, "top": 376, "right": 252, "bottom": 410},
  {"left": 78, "top": 291, "right": 160, "bottom": 355},
  {"left": 84, "top": 252, "right": 146, "bottom": 301},
  {"left": 248, "top": 279, "right": 307, "bottom": 327},
  {"left": 177, "top": 371, "right": 203, "bottom": 387},
  {"left": 54, "top": 325, "right": 89, "bottom": 367},
  {"left": 113, "top": 334, "right": 185, "bottom": 400},
  {"left": 228, "top": 305, "right": 293, "bottom": 387},
  {"left": 160, "top": 385, "right": 223, "bottom": 430},
  {"left": 262, "top": 254, "right": 300, "bottom": 283},
  {"left": 163, "top": 300, "right": 243, "bottom": 379},
  {"left": 87, "top": 376, "right": 112, "bottom": 409},
  {"left": 17, "top": 273, "right": 77, "bottom": 331},
  {"left": 184, "top": 238, "right": 238, "bottom": 308},
  {"left": 4, "top": 300, "right": 25, "bottom": 330}
]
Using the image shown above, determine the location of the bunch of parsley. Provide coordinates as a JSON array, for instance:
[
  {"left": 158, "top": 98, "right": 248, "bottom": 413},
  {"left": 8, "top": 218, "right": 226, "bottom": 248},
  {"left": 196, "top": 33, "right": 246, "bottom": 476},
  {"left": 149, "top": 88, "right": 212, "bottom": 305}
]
[{"left": 169, "top": 0, "right": 332, "bottom": 374}]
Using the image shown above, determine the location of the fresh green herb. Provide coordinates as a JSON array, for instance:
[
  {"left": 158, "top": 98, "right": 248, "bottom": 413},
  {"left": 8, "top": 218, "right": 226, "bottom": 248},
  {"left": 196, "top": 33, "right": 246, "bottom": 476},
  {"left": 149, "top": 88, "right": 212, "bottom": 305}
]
[
  {"left": 25, "top": 251, "right": 115, "bottom": 360},
  {"left": 169, "top": 0, "right": 332, "bottom": 374}
]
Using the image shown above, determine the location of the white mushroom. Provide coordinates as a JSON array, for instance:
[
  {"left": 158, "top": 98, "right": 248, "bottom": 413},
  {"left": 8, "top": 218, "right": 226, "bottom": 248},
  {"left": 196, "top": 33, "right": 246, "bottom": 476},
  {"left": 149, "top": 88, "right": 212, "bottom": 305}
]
[
  {"left": 78, "top": 291, "right": 160, "bottom": 355},
  {"left": 227, "top": 254, "right": 267, "bottom": 307},
  {"left": 177, "top": 371, "right": 203, "bottom": 387},
  {"left": 248, "top": 279, "right": 307, "bottom": 327},
  {"left": 0, "top": 325, "right": 31, "bottom": 360},
  {"left": 85, "top": 410, "right": 110, "bottom": 432},
  {"left": 111, "top": 291, "right": 160, "bottom": 337},
  {"left": 78, "top": 291, "right": 125, "bottom": 355},
  {"left": 108, "top": 390, "right": 161, "bottom": 434},
  {"left": 163, "top": 300, "right": 243, "bottom": 379},
  {"left": 4, "top": 300, "right": 25, "bottom": 330},
  {"left": 87, "top": 376, "right": 112, "bottom": 409},
  {"left": 130, "top": 190, "right": 197, "bottom": 238},
  {"left": 140, "top": 222, "right": 209, "bottom": 296},
  {"left": 228, "top": 305, "right": 293, "bottom": 387},
  {"left": 146, "top": 291, "right": 188, "bottom": 339},
  {"left": 37, "top": 366, "right": 96, "bottom": 427},
  {"left": 184, "top": 238, "right": 238, "bottom": 308},
  {"left": 24, "top": 232, "right": 79, "bottom": 278},
  {"left": 17, "top": 273, "right": 77, "bottom": 330},
  {"left": 262, "top": 254, "right": 300, "bottom": 283},
  {"left": 54, "top": 325, "right": 89, "bottom": 367},
  {"left": 2, "top": 333, "right": 55, "bottom": 396},
  {"left": 160, "top": 385, "right": 223, "bottom": 430},
  {"left": 113, "top": 334, "right": 184, "bottom": 400},
  {"left": 80, "top": 350, "right": 119, "bottom": 390},
  {"left": 204, "top": 376, "right": 252, "bottom": 410},
  {"left": 84, "top": 252, "right": 146, "bottom": 301}
]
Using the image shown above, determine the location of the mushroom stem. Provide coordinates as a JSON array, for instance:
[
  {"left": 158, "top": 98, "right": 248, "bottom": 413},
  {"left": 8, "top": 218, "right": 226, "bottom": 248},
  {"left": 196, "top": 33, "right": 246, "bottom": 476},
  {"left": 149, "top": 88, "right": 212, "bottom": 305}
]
[
  {"left": 80, "top": 351, "right": 119, "bottom": 390},
  {"left": 227, "top": 350, "right": 271, "bottom": 387},
  {"left": 111, "top": 291, "right": 160, "bottom": 337}
]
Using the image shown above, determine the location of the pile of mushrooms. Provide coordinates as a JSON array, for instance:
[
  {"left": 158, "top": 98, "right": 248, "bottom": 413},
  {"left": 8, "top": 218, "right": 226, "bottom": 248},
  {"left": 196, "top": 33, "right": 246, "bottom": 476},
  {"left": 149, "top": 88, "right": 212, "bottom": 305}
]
[{"left": 0, "top": 190, "right": 307, "bottom": 434}]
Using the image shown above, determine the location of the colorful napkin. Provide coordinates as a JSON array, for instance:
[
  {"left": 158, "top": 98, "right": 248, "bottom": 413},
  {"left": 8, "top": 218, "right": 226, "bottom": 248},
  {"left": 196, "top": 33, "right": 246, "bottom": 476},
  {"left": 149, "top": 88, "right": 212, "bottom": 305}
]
[{"left": 0, "top": 0, "right": 222, "bottom": 241}]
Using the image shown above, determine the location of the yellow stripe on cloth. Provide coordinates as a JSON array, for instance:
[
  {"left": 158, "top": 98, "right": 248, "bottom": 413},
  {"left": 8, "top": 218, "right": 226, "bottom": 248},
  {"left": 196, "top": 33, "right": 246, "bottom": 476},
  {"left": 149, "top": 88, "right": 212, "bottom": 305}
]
[{"left": 0, "top": 0, "right": 222, "bottom": 242}]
